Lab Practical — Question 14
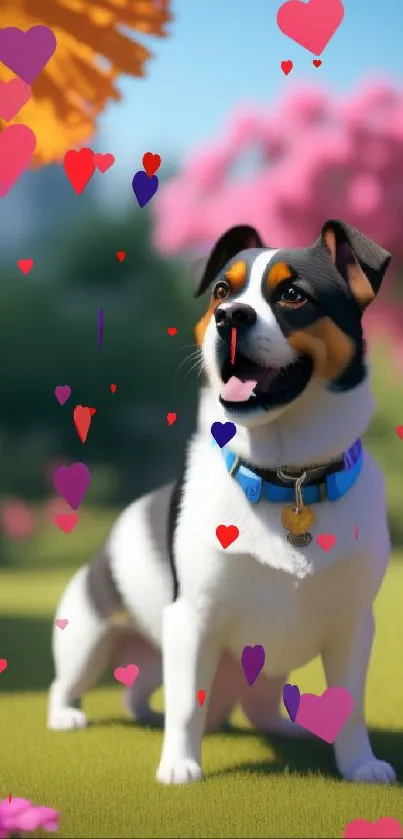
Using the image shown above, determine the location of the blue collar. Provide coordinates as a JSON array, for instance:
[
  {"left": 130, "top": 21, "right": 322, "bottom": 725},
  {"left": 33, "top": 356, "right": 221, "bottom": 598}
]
[{"left": 218, "top": 439, "right": 363, "bottom": 505}]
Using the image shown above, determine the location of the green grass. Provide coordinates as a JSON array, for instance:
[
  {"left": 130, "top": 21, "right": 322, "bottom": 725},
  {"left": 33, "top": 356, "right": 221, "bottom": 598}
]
[{"left": 1, "top": 553, "right": 403, "bottom": 838}]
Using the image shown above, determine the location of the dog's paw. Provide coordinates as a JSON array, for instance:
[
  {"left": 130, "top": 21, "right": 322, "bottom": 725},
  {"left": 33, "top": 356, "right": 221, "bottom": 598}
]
[
  {"left": 156, "top": 757, "right": 202, "bottom": 785},
  {"left": 47, "top": 708, "right": 88, "bottom": 731},
  {"left": 347, "top": 759, "right": 396, "bottom": 785}
]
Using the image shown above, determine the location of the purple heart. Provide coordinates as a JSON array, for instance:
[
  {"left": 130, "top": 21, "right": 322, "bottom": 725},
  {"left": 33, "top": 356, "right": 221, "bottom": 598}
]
[
  {"left": 241, "top": 644, "right": 265, "bottom": 686},
  {"left": 283, "top": 683, "right": 300, "bottom": 721},
  {"left": 211, "top": 421, "right": 237, "bottom": 448},
  {"left": 53, "top": 463, "right": 91, "bottom": 510},
  {"left": 55, "top": 385, "right": 72, "bottom": 406},
  {"left": 0, "top": 26, "right": 57, "bottom": 84},
  {"left": 132, "top": 170, "right": 159, "bottom": 208}
]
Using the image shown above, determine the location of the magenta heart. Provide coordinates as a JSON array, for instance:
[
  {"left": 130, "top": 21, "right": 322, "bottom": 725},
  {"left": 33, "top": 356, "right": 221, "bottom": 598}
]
[
  {"left": 53, "top": 463, "right": 91, "bottom": 510},
  {"left": 0, "top": 124, "right": 36, "bottom": 198},
  {"left": 295, "top": 686, "right": 354, "bottom": 743},
  {"left": 0, "top": 26, "right": 57, "bottom": 84},
  {"left": 0, "top": 77, "right": 31, "bottom": 122},
  {"left": 54, "top": 385, "right": 71, "bottom": 406}
]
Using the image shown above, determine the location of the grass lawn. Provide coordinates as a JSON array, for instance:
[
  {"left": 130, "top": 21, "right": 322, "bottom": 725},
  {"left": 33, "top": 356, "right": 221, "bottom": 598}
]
[{"left": 1, "top": 545, "right": 403, "bottom": 837}]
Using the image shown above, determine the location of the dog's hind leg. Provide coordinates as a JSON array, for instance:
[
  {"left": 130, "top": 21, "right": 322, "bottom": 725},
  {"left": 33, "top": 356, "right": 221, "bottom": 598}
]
[
  {"left": 114, "top": 632, "right": 163, "bottom": 726},
  {"left": 48, "top": 546, "right": 125, "bottom": 731},
  {"left": 240, "top": 673, "right": 309, "bottom": 737},
  {"left": 205, "top": 652, "right": 241, "bottom": 732}
]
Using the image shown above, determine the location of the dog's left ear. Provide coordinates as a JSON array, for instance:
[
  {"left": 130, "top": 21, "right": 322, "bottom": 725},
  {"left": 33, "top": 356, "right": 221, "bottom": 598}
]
[
  {"left": 194, "top": 225, "right": 264, "bottom": 298},
  {"left": 320, "top": 219, "right": 391, "bottom": 309}
]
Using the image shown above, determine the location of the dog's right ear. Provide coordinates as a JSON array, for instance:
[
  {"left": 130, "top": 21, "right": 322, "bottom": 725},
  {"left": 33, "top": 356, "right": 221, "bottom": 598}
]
[{"left": 193, "top": 225, "right": 264, "bottom": 298}]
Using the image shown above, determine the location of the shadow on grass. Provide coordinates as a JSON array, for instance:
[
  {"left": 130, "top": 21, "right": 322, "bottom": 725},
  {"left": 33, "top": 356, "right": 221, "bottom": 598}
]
[{"left": 1, "top": 614, "right": 403, "bottom": 784}]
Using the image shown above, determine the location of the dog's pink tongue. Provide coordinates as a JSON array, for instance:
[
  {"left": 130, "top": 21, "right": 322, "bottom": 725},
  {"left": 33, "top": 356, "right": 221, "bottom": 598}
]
[{"left": 221, "top": 376, "right": 257, "bottom": 402}]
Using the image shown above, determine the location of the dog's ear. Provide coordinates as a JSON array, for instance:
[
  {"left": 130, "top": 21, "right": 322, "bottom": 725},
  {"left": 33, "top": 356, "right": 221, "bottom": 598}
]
[
  {"left": 320, "top": 219, "right": 391, "bottom": 309},
  {"left": 194, "top": 225, "right": 264, "bottom": 298}
]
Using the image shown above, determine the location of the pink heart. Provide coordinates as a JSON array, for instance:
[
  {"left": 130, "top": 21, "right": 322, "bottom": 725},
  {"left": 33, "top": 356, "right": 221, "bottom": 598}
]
[
  {"left": 0, "top": 77, "right": 31, "bottom": 121},
  {"left": 94, "top": 153, "right": 115, "bottom": 173},
  {"left": 17, "top": 259, "right": 34, "bottom": 275},
  {"left": 277, "top": 0, "right": 345, "bottom": 57},
  {"left": 114, "top": 664, "right": 139, "bottom": 688},
  {"left": 0, "top": 123, "right": 36, "bottom": 197},
  {"left": 316, "top": 533, "right": 336, "bottom": 552},
  {"left": 343, "top": 817, "right": 403, "bottom": 839},
  {"left": 295, "top": 686, "right": 354, "bottom": 743},
  {"left": 0, "top": 658, "right": 8, "bottom": 675},
  {"left": 54, "top": 513, "right": 78, "bottom": 534},
  {"left": 395, "top": 426, "right": 403, "bottom": 440},
  {"left": 55, "top": 619, "right": 68, "bottom": 630}
]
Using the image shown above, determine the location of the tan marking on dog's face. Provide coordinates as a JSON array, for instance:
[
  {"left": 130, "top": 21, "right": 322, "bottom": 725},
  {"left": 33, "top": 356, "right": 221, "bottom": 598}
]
[
  {"left": 287, "top": 317, "right": 354, "bottom": 380},
  {"left": 225, "top": 259, "right": 247, "bottom": 291},
  {"left": 194, "top": 301, "right": 218, "bottom": 345},
  {"left": 267, "top": 262, "right": 293, "bottom": 290}
]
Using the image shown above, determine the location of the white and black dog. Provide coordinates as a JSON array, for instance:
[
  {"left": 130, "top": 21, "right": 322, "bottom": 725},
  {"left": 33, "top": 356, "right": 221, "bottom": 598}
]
[{"left": 48, "top": 218, "right": 396, "bottom": 787}]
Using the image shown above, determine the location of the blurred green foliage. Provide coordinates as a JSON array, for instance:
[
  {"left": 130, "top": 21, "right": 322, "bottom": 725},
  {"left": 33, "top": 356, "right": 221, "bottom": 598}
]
[{"left": 0, "top": 201, "right": 402, "bottom": 567}]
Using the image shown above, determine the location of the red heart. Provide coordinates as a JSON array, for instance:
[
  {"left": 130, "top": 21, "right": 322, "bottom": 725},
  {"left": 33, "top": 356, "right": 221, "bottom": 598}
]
[
  {"left": 0, "top": 77, "right": 31, "bottom": 122},
  {"left": 313, "top": 59, "right": 322, "bottom": 67},
  {"left": 89, "top": 408, "right": 97, "bottom": 416},
  {"left": 55, "top": 513, "right": 78, "bottom": 534},
  {"left": 216, "top": 524, "right": 239, "bottom": 549},
  {"left": 343, "top": 817, "right": 403, "bottom": 839},
  {"left": 277, "top": 0, "right": 344, "bottom": 56},
  {"left": 395, "top": 425, "right": 403, "bottom": 439},
  {"left": 110, "top": 384, "right": 117, "bottom": 394},
  {"left": 94, "top": 152, "right": 115, "bottom": 173},
  {"left": 0, "top": 658, "right": 8, "bottom": 675},
  {"left": 0, "top": 124, "right": 36, "bottom": 197},
  {"left": 197, "top": 690, "right": 206, "bottom": 707},
  {"left": 73, "top": 405, "right": 93, "bottom": 443},
  {"left": 167, "top": 327, "right": 178, "bottom": 336},
  {"left": 166, "top": 412, "right": 177, "bottom": 426},
  {"left": 17, "top": 258, "right": 34, "bottom": 275},
  {"left": 281, "top": 60, "right": 293, "bottom": 76},
  {"left": 143, "top": 152, "right": 161, "bottom": 177},
  {"left": 316, "top": 533, "right": 336, "bottom": 552},
  {"left": 64, "top": 148, "right": 95, "bottom": 194},
  {"left": 116, "top": 251, "right": 126, "bottom": 262}
]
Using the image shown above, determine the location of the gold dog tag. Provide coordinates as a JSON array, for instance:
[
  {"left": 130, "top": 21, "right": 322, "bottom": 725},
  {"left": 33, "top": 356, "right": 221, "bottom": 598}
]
[{"left": 279, "top": 470, "right": 315, "bottom": 547}]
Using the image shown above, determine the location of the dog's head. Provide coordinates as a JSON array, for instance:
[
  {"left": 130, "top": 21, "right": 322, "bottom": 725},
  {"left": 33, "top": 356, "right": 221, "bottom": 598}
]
[{"left": 194, "top": 219, "right": 391, "bottom": 427}]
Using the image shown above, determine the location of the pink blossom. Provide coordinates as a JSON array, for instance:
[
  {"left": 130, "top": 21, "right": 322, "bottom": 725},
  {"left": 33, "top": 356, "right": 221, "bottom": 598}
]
[
  {"left": 0, "top": 798, "right": 59, "bottom": 838},
  {"left": 153, "top": 77, "right": 403, "bottom": 357},
  {"left": 0, "top": 500, "right": 36, "bottom": 540}
]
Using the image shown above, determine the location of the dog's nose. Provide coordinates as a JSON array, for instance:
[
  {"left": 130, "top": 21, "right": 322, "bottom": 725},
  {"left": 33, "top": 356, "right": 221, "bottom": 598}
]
[{"left": 215, "top": 303, "right": 257, "bottom": 336}]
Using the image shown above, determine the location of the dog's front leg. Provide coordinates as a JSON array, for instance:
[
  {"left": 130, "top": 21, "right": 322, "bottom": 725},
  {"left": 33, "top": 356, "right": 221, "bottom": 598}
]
[
  {"left": 156, "top": 599, "right": 220, "bottom": 785},
  {"left": 322, "top": 609, "right": 396, "bottom": 784}
]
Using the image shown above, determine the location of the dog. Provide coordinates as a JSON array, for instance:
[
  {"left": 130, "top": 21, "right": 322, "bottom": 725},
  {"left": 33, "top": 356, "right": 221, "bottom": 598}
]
[{"left": 48, "top": 218, "right": 397, "bottom": 787}]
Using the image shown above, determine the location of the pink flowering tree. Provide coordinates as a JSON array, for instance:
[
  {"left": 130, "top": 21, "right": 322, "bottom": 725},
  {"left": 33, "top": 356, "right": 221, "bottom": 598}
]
[{"left": 153, "top": 79, "right": 403, "bottom": 361}]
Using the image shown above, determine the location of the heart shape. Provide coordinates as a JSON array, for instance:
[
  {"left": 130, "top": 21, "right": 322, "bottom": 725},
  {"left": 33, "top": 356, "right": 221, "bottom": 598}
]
[
  {"left": 110, "top": 384, "right": 117, "bottom": 394},
  {"left": 216, "top": 524, "right": 239, "bottom": 549},
  {"left": 197, "top": 689, "right": 206, "bottom": 706},
  {"left": 343, "top": 818, "right": 403, "bottom": 839},
  {"left": 277, "top": 0, "right": 344, "bottom": 56},
  {"left": 53, "top": 463, "right": 91, "bottom": 510},
  {"left": 73, "top": 405, "right": 93, "bottom": 443},
  {"left": 0, "top": 25, "right": 57, "bottom": 84},
  {"left": 116, "top": 251, "right": 126, "bottom": 262},
  {"left": 64, "top": 148, "right": 95, "bottom": 195},
  {"left": 94, "top": 152, "right": 115, "bottom": 173},
  {"left": 281, "top": 60, "right": 293, "bottom": 76},
  {"left": 395, "top": 425, "right": 403, "bottom": 440},
  {"left": 283, "top": 683, "right": 300, "bottom": 721},
  {"left": 0, "top": 124, "right": 36, "bottom": 198},
  {"left": 0, "top": 77, "right": 31, "bottom": 121},
  {"left": 211, "top": 421, "right": 237, "bottom": 448},
  {"left": 54, "top": 513, "right": 78, "bottom": 534},
  {"left": 0, "top": 658, "right": 8, "bottom": 675},
  {"left": 295, "top": 686, "right": 354, "bottom": 743},
  {"left": 166, "top": 412, "right": 177, "bottom": 426},
  {"left": 316, "top": 533, "right": 336, "bottom": 552},
  {"left": 17, "top": 259, "right": 34, "bottom": 275},
  {"left": 241, "top": 644, "right": 265, "bottom": 686},
  {"left": 313, "top": 59, "right": 322, "bottom": 67},
  {"left": 142, "top": 152, "right": 161, "bottom": 177},
  {"left": 167, "top": 327, "right": 178, "bottom": 336},
  {"left": 114, "top": 664, "right": 139, "bottom": 688},
  {"left": 55, "top": 618, "right": 69, "bottom": 630},
  {"left": 132, "top": 170, "right": 159, "bottom": 207},
  {"left": 55, "top": 385, "right": 72, "bottom": 406}
]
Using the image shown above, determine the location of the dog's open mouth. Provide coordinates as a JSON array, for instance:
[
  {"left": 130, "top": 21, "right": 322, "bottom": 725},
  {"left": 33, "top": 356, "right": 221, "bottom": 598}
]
[{"left": 219, "top": 352, "right": 313, "bottom": 412}]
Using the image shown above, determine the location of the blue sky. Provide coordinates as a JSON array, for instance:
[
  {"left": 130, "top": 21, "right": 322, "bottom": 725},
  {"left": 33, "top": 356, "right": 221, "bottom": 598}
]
[{"left": 97, "top": 0, "right": 403, "bottom": 205}]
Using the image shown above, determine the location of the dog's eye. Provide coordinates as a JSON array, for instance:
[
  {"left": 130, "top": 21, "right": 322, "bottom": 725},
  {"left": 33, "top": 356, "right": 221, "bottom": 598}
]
[
  {"left": 278, "top": 286, "right": 307, "bottom": 308},
  {"left": 213, "top": 281, "right": 230, "bottom": 300}
]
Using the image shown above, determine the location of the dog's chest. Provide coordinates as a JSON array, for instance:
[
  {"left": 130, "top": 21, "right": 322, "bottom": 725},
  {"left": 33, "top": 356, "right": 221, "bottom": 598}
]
[{"left": 175, "top": 439, "right": 389, "bottom": 673}]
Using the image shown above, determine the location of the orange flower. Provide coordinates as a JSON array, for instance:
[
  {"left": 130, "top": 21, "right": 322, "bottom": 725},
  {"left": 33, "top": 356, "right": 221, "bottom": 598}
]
[{"left": 0, "top": 0, "right": 172, "bottom": 165}]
